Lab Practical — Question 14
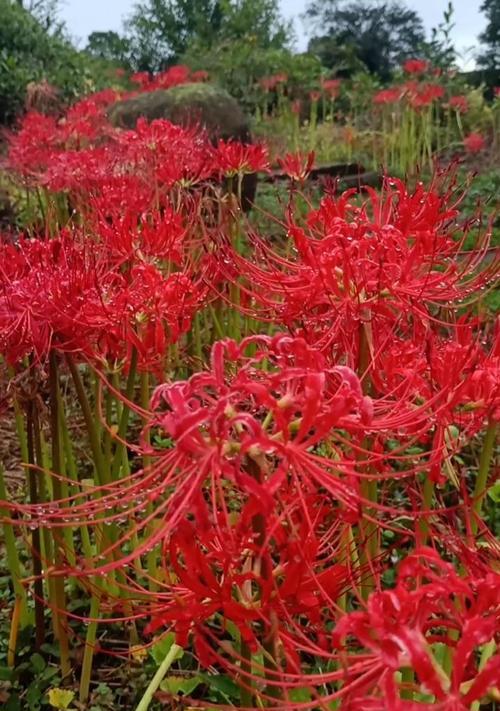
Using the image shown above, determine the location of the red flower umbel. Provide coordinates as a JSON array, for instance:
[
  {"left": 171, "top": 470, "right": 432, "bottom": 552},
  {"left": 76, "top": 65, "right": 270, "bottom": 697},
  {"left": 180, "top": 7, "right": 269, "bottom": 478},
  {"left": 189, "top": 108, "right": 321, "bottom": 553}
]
[
  {"left": 464, "top": 132, "right": 486, "bottom": 153},
  {"left": 223, "top": 176, "right": 497, "bottom": 361},
  {"left": 403, "top": 58, "right": 429, "bottom": 74},
  {"left": 448, "top": 95, "right": 469, "bottom": 113},
  {"left": 278, "top": 151, "right": 315, "bottom": 182},
  {"left": 216, "top": 140, "right": 270, "bottom": 177},
  {"left": 334, "top": 548, "right": 500, "bottom": 709}
]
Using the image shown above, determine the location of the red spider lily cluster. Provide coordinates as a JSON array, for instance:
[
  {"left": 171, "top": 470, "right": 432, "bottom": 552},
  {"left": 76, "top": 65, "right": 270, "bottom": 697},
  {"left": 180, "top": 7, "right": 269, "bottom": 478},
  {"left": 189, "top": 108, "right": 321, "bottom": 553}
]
[
  {"left": 403, "top": 59, "right": 430, "bottom": 75},
  {"left": 0, "top": 75, "right": 499, "bottom": 710},
  {"left": 373, "top": 81, "right": 445, "bottom": 109},
  {"left": 260, "top": 73, "right": 288, "bottom": 92},
  {"left": 463, "top": 132, "right": 487, "bottom": 154},
  {"left": 130, "top": 65, "right": 209, "bottom": 92},
  {"left": 258, "top": 58, "right": 488, "bottom": 172},
  {"left": 334, "top": 548, "right": 500, "bottom": 709}
]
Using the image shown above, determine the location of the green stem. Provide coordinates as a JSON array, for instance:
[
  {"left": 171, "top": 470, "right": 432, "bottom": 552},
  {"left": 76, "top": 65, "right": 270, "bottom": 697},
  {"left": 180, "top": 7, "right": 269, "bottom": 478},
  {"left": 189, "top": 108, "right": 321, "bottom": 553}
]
[
  {"left": 140, "top": 372, "right": 158, "bottom": 590},
  {"left": 10, "top": 378, "right": 29, "bottom": 464},
  {"left": 471, "top": 421, "right": 497, "bottom": 536},
  {"left": 401, "top": 667, "right": 415, "bottom": 701},
  {"left": 111, "top": 348, "right": 138, "bottom": 481},
  {"left": 79, "top": 591, "right": 100, "bottom": 703},
  {"left": 240, "top": 639, "right": 253, "bottom": 707},
  {"left": 419, "top": 476, "right": 435, "bottom": 545},
  {"left": 59, "top": 400, "right": 93, "bottom": 557},
  {"left": 66, "top": 356, "right": 106, "bottom": 483},
  {"left": 26, "top": 400, "right": 46, "bottom": 649},
  {"left": 358, "top": 321, "right": 377, "bottom": 598},
  {"left": 0, "top": 465, "right": 30, "bottom": 627},
  {"left": 48, "top": 352, "right": 72, "bottom": 678},
  {"left": 471, "top": 640, "right": 496, "bottom": 711},
  {"left": 134, "top": 643, "right": 182, "bottom": 711},
  {"left": 32, "top": 404, "right": 56, "bottom": 617}
]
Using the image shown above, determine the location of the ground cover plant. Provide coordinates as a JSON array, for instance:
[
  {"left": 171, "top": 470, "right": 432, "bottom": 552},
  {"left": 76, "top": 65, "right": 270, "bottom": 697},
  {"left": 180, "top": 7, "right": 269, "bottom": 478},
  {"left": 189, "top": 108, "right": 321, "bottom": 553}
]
[{"left": 0, "top": 57, "right": 499, "bottom": 711}]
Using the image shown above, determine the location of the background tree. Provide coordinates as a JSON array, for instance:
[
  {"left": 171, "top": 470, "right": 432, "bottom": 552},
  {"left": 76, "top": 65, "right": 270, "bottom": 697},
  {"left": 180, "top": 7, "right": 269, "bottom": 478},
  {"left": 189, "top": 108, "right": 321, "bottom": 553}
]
[
  {"left": 125, "top": 0, "right": 223, "bottom": 71},
  {"left": 477, "top": 0, "right": 500, "bottom": 80},
  {"left": 86, "top": 31, "right": 132, "bottom": 67},
  {"left": 0, "top": 0, "right": 114, "bottom": 124},
  {"left": 125, "top": 0, "right": 292, "bottom": 72},
  {"left": 423, "top": 2, "right": 457, "bottom": 69},
  {"left": 304, "top": 0, "right": 425, "bottom": 80}
]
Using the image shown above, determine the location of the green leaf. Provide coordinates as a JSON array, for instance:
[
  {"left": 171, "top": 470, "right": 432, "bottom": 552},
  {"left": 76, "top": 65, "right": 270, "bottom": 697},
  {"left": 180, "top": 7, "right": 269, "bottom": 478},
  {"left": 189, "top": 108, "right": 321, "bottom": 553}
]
[
  {"left": 149, "top": 633, "right": 183, "bottom": 666},
  {"left": 201, "top": 673, "right": 240, "bottom": 700},
  {"left": 26, "top": 682, "right": 42, "bottom": 709},
  {"left": 487, "top": 479, "right": 500, "bottom": 503},
  {"left": 4, "top": 694, "right": 21, "bottom": 711},
  {"left": 40, "top": 643, "right": 61, "bottom": 658},
  {"left": 160, "top": 675, "right": 203, "bottom": 695},
  {"left": 289, "top": 687, "right": 313, "bottom": 702},
  {"left": 30, "top": 652, "right": 46, "bottom": 674},
  {"left": 0, "top": 665, "right": 12, "bottom": 681}
]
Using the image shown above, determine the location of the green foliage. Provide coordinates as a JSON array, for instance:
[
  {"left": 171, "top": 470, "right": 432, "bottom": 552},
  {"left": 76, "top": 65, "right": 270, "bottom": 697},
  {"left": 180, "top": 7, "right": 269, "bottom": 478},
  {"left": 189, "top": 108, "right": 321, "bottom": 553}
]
[
  {"left": 478, "top": 0, "right": 500, "bottom": 79},
  {"left": 183, "top": 41, "right": 321, "bottom": 112},
  {"left": 125, "top": 0, "right": 223, "bottom": 71},
  {"left": 423, "top": 1, "right": 457, "bottom": 69},
  {"left": 0, "top": 0, "right": 111, "bottom": 124},
  {"left": 125, "top": 0, "right": 292, "bottom": 72},
  {"left": 86, "top": 31, "right": 132, "bottom": 68},
  {"left": 304, "top": 0, "right": 426, "bottom": 80}
]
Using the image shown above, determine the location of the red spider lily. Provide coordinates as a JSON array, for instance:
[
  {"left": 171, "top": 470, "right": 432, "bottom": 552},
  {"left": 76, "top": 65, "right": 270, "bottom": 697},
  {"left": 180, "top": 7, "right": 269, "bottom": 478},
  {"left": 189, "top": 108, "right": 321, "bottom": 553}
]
[
  {"left": 278, "top": 151, "right": 315, "bottom": 182},
  {"left": 407, "top": 83, "right": 445, "bottom": 109},
  {"left": 152, "top": 65, "right": 191, "bottom": 89},
  {"left": 463, "top": 132, "right": 486, "bottom": 154},
  {"left": 88, "top": 263, "right": 200, "bottom": 372},
  {"left": 132, "top": 65, "right": 205, "bottom": 93},
  {"left": 6, "top": 93, "right": 118, "bottom": 182},
  {"left": 216, "top": 140, "right": 270, "bottom": 177},
  {"left": 145, "top": 500, "right": 354, "bottom": 673},
  {"left": 373, "top": 87, "right": 401, "bottom": 105},
  {"left": 220, "top": 177, "right": 497, "bottom": 361},
  {"left": 322, "top": 78, "right": 341, "bottom": 98},
  {"left": 190, "top": 69, "right": 209, "bottom": 82},
  {"left": 495, "top": 87, "right": 500, "bottom": 98},
  {"left": 371, "top": 321, "right": 499, "bottom": 445},
  {"left": 333, "top": 548, "right": 500, "bottom": 709},
  {"left": 42, "top": 145, "right": 118, "bottom": 193},
  {"left": 0, "top": 235, "right": 108, "bottom": 363},
  {"left": 291, "top": 99, "right": 302, "bottom": 115},
  {"left": 62, "top": 91, "right": 119, "bottom": 144},
  {"left": 0, "top": 230, "right": 199, "bottom": 370},
  {"left": 117, "top": 118, "right": 216, "bottom": 187},
  {"left": 259, "top": 73, "right": 288, "bottom": 92},
  {"left": 309, "top": 90, "right": 321, "bottom": 103},
  {"left": 10, "top": 334, "right": 395, "bottom": 706},
  {"left": 6, "top": 112, "right": 61, "bottom": 180},
  {"left": 15, "top": 335, "right": 375, "bottom": 568},
  {"left": 75, "top": 174, "right": 155, "bottom": 220},
  {"left": 130, "top": 72, "right": 151, "bottom": 89},
  {"left": 87, "top": 202, "right": 187, "bottom": 267},
  {"left": 403, "top": 59, "right": 430, "bottom": 75},
  {"left": 448, "top": 95, "right": 469, "bottom": 113}
]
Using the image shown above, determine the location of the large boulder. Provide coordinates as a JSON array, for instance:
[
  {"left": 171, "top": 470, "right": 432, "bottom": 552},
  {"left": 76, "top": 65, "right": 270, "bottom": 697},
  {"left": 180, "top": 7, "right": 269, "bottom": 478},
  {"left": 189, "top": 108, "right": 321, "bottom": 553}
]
[{"left": 109, "top": 83, "right": 257, "bottom": 208}]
